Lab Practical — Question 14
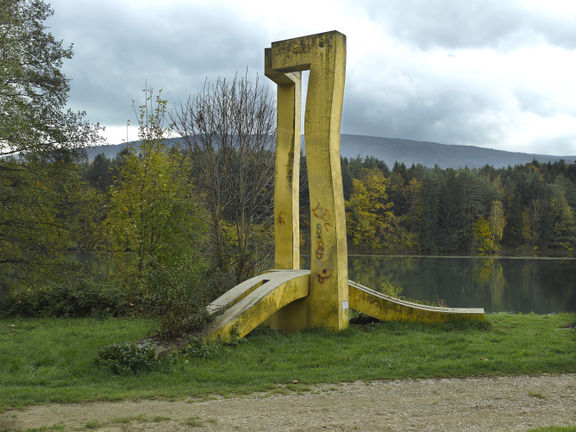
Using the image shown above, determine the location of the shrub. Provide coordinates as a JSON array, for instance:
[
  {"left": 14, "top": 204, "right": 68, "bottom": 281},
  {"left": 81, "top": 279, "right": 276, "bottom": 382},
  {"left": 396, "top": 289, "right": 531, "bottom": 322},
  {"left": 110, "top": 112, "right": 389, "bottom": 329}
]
[
  {"left": 144, "top": 255, "right": 212, "bottom": 339},
  {"left": 97, "top": 342, "right": 159, "bottom": 375},
  {"left": 381, "top": 280, "right": 403, "bottom": 297},
  {"left": 183, "top": 337, "right": 222, "bottom": 358},
  {"left": 0, "top": 280, "right": 127, "bottom": 318}
]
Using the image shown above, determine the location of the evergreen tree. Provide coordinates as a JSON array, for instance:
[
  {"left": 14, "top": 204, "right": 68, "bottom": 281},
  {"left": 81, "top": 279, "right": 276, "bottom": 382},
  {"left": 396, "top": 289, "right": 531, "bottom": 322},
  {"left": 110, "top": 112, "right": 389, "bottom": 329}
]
[{"left": 85, "top": 154, "right": 114, "bottom": 193}]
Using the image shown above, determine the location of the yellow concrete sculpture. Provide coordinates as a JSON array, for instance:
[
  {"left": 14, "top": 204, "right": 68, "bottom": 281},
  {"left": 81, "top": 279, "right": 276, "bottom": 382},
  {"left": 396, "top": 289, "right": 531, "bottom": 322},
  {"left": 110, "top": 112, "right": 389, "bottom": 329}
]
[
  {"left": 201, "top": 31, "right": 485, "bottom": 342},
  {"left": 265, "top": 31, "right": 349, "bottom": 332}
]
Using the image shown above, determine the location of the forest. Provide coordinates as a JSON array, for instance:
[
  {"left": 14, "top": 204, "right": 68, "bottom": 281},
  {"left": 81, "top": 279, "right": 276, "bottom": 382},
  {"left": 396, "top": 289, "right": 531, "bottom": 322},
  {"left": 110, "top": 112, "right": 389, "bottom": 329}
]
[
  {"left": 3, "top": 140, "right": 575, "bottom": 294},
  {"left": 89, "top": 149, "right": 574, "bottom": 260},
  {"left": 340, "top": 156, "right": 576, "bottom": 257}
]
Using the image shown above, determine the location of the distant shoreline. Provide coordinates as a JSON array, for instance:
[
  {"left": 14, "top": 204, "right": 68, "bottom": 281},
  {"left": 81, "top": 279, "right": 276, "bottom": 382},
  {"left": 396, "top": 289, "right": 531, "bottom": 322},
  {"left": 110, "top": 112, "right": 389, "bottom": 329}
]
[{"left": 346, "top": 254, "right": 576, "bottom": 260}]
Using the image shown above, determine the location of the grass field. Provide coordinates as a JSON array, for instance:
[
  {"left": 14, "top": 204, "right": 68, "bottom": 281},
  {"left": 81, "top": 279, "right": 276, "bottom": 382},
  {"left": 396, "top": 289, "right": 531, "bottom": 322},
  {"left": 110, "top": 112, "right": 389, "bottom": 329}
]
[
  {"left": 528, "top": 428, "right": 576, "bottom": 432},
  {"left": 0, "top": 313, "right": 574, "bottom": 411}
]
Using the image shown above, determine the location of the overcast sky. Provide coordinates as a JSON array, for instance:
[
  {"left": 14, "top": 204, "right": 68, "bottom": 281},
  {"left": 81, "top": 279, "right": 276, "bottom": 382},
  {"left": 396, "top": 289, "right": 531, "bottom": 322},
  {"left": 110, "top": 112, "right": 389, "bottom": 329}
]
[{"left": 47, "top": 0, "right": 576, "bottom": 156}]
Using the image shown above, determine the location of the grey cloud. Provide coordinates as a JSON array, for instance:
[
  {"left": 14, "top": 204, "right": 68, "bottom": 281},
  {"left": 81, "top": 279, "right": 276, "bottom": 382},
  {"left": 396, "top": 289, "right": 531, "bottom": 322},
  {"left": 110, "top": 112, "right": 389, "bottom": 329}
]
[
  {"left": 43, "top": 0, "right": 576, "bottom": 154},
  {"left": 49, "top": 1, "right": 268, "bottom": 126},
  {"left": 362, "top": 0, "right": 576, "bottom": 50},
  {"left": 342, "top": 73, "right": 506, "bottom": 147}
]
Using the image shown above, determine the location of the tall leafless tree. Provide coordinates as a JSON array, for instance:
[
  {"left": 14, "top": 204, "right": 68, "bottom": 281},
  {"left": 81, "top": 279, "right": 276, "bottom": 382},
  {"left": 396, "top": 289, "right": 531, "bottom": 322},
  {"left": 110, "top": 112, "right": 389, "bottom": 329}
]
[{"left": 172, "top": 72, "right": 276, "bottom": 287}]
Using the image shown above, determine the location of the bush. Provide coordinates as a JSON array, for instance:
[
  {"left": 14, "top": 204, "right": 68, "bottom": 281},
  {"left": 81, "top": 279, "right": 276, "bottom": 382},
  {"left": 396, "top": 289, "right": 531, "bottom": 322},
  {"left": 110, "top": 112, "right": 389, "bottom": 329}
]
[
  {"left": 144, "top": 256, "right": 212, "bottom": 339},
  {"left": 97, "top": 342, "right": 160, "bottom": 375},
  {"left": 183, "top": 337, "right": 222, "bottom": 358},
  {"left": 0, "top": 280, "right": 127, "bottom": 318}
]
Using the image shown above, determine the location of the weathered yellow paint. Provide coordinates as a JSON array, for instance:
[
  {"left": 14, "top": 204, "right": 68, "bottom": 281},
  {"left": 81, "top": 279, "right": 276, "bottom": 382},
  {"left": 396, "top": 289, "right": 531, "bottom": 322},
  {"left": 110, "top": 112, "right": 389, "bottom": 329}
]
[
  {"left": 265, "top": 50, "right": 301, "bottom": 270},
  {"left": 266, "top": 31, "right": 349, "bottom": 331},
  {"left": 264, "top": 49, "right": 304, "bottom": 330},
  {"left": 202, "top": 270, "right": 310, "bottom": 342},
  {"left": 349, "top": 280, "right": 485, "bottom": 323}
]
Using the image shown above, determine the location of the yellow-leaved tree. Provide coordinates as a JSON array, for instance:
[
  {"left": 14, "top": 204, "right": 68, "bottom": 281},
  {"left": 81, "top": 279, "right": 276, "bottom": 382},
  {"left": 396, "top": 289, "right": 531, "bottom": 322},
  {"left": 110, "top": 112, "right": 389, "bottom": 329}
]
[
  {"left": 103, "top": 89, "right": 207, "bottom": 336},
  {"left": 345, "top": 168, "right": 394, "bottom": 250}
]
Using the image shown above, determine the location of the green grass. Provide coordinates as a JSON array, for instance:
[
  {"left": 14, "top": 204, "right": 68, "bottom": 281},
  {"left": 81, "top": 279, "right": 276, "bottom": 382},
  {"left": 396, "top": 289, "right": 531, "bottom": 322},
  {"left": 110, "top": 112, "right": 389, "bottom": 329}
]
[
  {"left": 185, "top": 416, "right": 203, "bottom": 427},
  {"left": 0, "top": 313, "right": 574, "bottom": 411},
  {"left": 84, "top": 420, "right": 102, "bottom": 429},
  {"left": 82, "top": 415, "right": 147, "bottom": 429},
  {"left": 20, "top": 426, "right": 64, "bottom": 432},
  {"left": 527, "top": 428, "right": 576, "bottom": 432}
]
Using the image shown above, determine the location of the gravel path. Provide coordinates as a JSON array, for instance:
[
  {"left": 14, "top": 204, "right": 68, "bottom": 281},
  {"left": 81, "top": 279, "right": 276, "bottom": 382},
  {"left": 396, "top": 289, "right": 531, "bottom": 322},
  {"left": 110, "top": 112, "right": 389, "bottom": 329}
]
[{"left": 1, "top": 374, "right": 575, "bottom": 432}]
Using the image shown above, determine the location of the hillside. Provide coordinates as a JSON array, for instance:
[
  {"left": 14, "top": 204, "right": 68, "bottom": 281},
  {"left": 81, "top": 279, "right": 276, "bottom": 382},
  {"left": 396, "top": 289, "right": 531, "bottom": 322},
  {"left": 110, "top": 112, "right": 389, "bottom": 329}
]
[
  {"left": 86, "top": 134, "right": 576, "bottom": 169},
  {"left": 340, "top": 134, "right": 575, "bottom": 168}
]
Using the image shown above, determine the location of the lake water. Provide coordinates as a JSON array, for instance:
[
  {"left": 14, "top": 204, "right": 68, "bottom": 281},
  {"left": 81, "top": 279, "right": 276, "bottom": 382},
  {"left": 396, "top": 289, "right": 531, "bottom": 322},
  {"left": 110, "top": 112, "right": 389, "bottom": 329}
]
[
  {"left": 17, "top": 253, "right": 573, "bottom": 315},
  {"left": 347, "top": 255, "right": 576, "bottom": 314}
]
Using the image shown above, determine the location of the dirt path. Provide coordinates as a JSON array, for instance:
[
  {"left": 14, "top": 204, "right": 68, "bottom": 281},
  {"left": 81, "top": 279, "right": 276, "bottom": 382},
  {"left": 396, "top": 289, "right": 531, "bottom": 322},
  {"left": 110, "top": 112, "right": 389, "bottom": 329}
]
[{"left": 1, "top": 374, "right": 575, "bottom": 432}]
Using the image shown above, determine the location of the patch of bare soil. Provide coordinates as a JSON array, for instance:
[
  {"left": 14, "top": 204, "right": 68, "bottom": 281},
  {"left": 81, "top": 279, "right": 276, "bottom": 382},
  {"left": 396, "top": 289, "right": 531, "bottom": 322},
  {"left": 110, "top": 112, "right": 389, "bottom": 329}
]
[{"left": 1, "top": 374, "right": 575, "bottom": 432}]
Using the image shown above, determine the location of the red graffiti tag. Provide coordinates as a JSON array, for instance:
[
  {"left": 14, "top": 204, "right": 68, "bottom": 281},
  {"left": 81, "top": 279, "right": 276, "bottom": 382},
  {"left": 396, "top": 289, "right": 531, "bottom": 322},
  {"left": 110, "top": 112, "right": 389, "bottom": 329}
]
[
  {"left": 317, "top": 268, "right": 333, "bottom": 283},
  {"left": 315, "top": 223, "right": 324, "bottom": 259},
  {"left": 276, "top": 211, "right": 286, "bottom": 225},
  {"left": 312, "top": 202, "right": 333, "bottom": 230},
  {"left": 312, "top": 202, "right": 331, "bottom": 223}
]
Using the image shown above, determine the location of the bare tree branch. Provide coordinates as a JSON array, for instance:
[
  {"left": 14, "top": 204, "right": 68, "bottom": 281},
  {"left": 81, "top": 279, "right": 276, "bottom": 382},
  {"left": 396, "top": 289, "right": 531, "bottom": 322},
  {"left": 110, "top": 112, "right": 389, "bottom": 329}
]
[{"left": 172, "top": 71, "right": 276, "bottom": 285}]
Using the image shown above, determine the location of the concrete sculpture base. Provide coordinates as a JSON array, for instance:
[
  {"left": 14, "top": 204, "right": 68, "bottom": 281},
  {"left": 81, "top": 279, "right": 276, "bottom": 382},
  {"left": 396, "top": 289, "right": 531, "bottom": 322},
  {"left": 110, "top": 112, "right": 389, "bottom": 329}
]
[{"left": 202, "top": 270, "right": 484, "bottom": 342}]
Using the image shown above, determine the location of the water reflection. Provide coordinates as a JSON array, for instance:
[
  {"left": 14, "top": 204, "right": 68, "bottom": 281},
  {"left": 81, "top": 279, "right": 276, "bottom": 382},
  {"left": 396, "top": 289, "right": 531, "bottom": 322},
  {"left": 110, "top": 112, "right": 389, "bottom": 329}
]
[
  {"left": 54, "top": 253, "right": 576, "bottom": 315},
  {"left": 347, "top": 256, "right": 576, "bottom": 314}
]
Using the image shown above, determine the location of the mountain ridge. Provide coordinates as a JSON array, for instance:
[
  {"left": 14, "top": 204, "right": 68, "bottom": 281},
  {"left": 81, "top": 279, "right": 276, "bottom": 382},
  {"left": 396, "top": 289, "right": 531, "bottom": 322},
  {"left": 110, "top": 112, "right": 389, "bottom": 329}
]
[
  {"left": 339, "top": 134, "right": 575, "bottom": 168},
  {"left": 85, "top": 134, "right": 576, "bottom": 169}
]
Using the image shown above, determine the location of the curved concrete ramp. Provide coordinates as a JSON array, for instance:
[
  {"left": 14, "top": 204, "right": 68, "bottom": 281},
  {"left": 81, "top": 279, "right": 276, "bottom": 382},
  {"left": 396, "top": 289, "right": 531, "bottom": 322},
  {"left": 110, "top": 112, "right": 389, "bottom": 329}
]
[
  {"left": 203, "top": 270, "right": 310, "bottom": 341},
  {"left": 203, "top": 271, "right": 484, "bottom": 341},
  {"left": 349, "top": 280, "right": 485, "bottom": 323}
]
